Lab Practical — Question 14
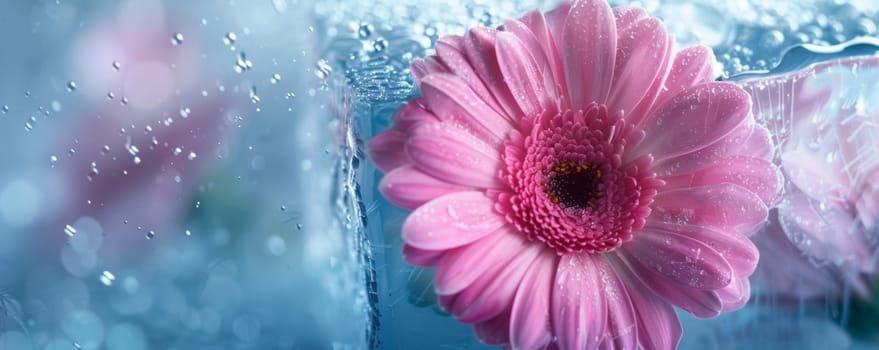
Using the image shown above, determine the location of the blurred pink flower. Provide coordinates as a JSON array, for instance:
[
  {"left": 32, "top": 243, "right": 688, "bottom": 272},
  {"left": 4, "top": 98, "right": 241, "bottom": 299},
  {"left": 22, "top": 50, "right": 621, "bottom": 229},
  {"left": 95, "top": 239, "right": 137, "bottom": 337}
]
[
  {"left": 370, "top": 1, "right": 780, "bottom": 348},
  {"left": 740, "top": 56, "right": 879, "bottom": 297},
  {"left": 52, "top": 0, "right": 229, "bottom": 264}
]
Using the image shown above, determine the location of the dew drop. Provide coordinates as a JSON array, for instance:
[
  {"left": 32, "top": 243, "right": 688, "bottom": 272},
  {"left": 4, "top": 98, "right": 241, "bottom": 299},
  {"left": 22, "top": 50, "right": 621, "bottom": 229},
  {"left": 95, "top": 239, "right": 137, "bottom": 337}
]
[
  {"left": 315, "top": 59, "right": 332, "bottom": 79},
  {"left": 187, "top": 151, "right": 197, "bottom": 160},
  {"left": 112, "top": 61, "right": 121, "bottom": 70},
  {"left": 223, "top": 32, "right": 237, "bottom": 46},
  {"left": 372, "top": 38, "right": 388, "bottom": 52},
  {"left": 50, "top": 155, "right": 58, "bottom": 167},
  {"left": 171, "top": 32, "right": 184, "bottom": 45},
  {"left": 100, "top": 270, "right": 116, "bottom": 286},
  {"left": 64, "top": 224, "right": 77, "bottom": 237},
  {"left": 296, "top": 223, "right": 303, "bottom": 230},
  {"left": 179, "top": 107, "right": 191, "bottom": 118},
  {"left": 271, "top": 0, "right": 288, "bottom": 13},
  {"left": 66, "top": 81, "right": 77, "bottom": 92},
  {"left": 1, "top": 105, "right": 8, "bottom": 114},
  {"left": 357, "top": 23, "right": 373, "bottom": 39},
  {"left": 146, "top": 230, "right": 155, "bottom": 239},
  {"left": 133, "top": 156, "right": 141, "bottom": 165},
  {"left": 185, "top": 229, "right": 192, "bottom": 236},
  {"left": 270, "top": 73, "right": 281, "bottom": 84}
]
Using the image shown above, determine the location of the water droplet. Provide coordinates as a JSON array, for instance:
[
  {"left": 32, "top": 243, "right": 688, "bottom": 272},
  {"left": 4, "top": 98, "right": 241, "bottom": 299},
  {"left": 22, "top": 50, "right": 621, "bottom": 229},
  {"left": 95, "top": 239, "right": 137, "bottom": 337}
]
[
  {"left": 1, "top": 105, "right": 7, "bottom": 114},
  {"left": 50, "top": 155, "right": 58, "bottom": 167},
  {"left": 372, "top": 38, "right": 388, "bottom": 51},
  {"left": 145, "top": 230, "right": 155, "bottom": 239},
  {"left": 133, "top": 156, "right": 141, "bottom": 165},
  {"left": 296, "top": 223, "right": 303, "bottom": 230},
  {"left": 307, "top": 26, "right": 314, "bottom": 33},
  {"left": 223, "top": 32, "right": 238, "bottom": 46},
  {"left": 271, "top": 0, "right": 288, "bottom": 13},
  {"left": 179, "top": 107, "right": 191, "bottom": 118},
  {"left": 66, "top": 81, "right": 77, "bottom": 92},
  {"left": 64, "top": 224, "right": 77, "bottom": 237},
  {"left": 357, "top": 23, "right": 373, "bottom": 39},
  {"left": 762, "top": 30, "right": 785, "bottom": 47},
  {"left": 249, "top": 86, "right": 260, "bottom": 103},
  {"left": 234, "top": 52, "right": 253, "bottom": 73},
  {"left": 174, "top": 175, "right": 181, "bottom": 183},
  {"left": 24, "top": 122, "right": 33, "bottom": 132},
  {"left": 101, "top": 145, "right": 111, "bottom": 155},
  {"left": 112, "top": 61, "right": 121, "bottom": 70},
  {"left": 106, "top": 91, "right": 115, "bottom": 100},
  {"left": 280, "top": 205, "right": 286, "bottom": 211},
  {"left": 187, "top": 151, "right": 197, "bottom": 160},
  {"left": 315, "top": 59, "right": 332, "bottom": 79},
  {"left": 173, "top": 147, "right": 182, "bottom": 156},
  {"left": 270, "top": 73, "right": 281, "bottom": 84},
  {"left": 171, "top": 33, "right": 184, "bottom": 45},
  {"left": 185, "top": 229, "right": 192, "bottom": 236},
  {"left": 121, "top": 97, "right": 129, "bottom": 105},
  {"left": 100, "top": 271, "right": 115, "bottom": 286}
]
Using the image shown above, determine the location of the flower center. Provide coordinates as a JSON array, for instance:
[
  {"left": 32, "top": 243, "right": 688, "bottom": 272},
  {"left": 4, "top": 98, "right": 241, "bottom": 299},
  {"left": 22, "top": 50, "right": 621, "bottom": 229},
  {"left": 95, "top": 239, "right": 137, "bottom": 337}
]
[
  {"left": 546, "top": 161, "right": 603, "bottom": 209},
  {"left": 497, "top": 104, "right": 660, "bottom": 255}
]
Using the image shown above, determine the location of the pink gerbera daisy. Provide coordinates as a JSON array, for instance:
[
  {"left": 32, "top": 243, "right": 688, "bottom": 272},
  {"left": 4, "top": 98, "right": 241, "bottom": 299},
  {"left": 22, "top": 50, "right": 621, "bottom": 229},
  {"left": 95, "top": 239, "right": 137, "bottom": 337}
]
[{"left": 370, "top": 0, "right": 781, "bottom": 349}]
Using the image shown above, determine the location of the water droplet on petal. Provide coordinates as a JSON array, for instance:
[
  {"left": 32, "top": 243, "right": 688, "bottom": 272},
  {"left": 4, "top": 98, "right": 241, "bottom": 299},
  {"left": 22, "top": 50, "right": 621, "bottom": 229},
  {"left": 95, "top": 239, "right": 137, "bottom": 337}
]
[
  {"left": 171, "top": 33, "right": 184, "bottom": 45},
  {"left": 66, "top": 81, "right": 77, "bottom": 92}
]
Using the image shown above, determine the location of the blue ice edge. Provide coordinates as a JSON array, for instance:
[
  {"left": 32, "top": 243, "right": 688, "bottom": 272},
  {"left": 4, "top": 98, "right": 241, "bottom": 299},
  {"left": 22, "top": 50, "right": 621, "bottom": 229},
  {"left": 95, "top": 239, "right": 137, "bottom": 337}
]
[
  {"left": 728, "top": 37, "right": 879, "bottom": 80},
  {"left": 334, "top": 35, "right": 879, "bottom": 349}
]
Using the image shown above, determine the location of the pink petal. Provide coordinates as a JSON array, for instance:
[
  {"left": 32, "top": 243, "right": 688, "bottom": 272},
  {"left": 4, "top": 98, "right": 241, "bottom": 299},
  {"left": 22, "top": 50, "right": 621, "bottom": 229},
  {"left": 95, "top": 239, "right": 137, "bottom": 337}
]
[
  {"left": 625, "top": 229, "right": 733, "bottom": 290},
  {"left": 474, "top": 310, "right": 512, "bottom": 346},
  {"left": 610, "top": 254, "right": 682, "bottom": 350},
  {"left": 625, "top": 33, "right": 673, "bottom": 126},
  {"left": 402, "top": 191, "right": 505, "bottom": 251},
  {"left": 716, "top": 274, "right": 750, "bottom": 311},
  {"left": 612, "top": 6, "right": 647, "bottom": 31},
  {"left": 651, "top": 183, "right": 769, "bottom": 236},
  {"left": 402, "top": 244, "right": 444, "bottom": 267},
  {"left": 464, "top": 27, "right": 523, "bottom": 119},
  {"left": 380, "top": 165, "right": 467, "bottom": 210},
  {"left": 406, "top": 122, "right": 504, "bottom": 189},
  {"left": 645, "top": 222, "right": 759, "bottom": 277},
  {"left": 778, "top": 189, "right": 874, "bottom": 271},
  {"left": 420, "top": 74, "right": 513, "bottom": 145},
  {"left": 520, "top": 9, "right": 568, "bottom": 108},
  {"left": 495, "top": 31, "right": 550, "bottom": 117},
  {"left": 561, "top": 0, "right": 617, "bottom": 108},
  {"left": 618, "top": 252, "right": 723, "bottom": 318},
  {"left": 739, "top": 123, "right": 774, "bottom": 160},
  {"left": 654, "top": 45, "right": 716, "bottom": 108},
  {"left": 435, "top": 36, "right": 507, "bottom": 116},
  {"left": 607, "top": 17, "right": 669, "bottom": 115},
  {"left": 510, "top": 250, "right": 556, "bottom": 350},
  {"left": 435, "top": 231, "right": 511, "bottom": 295},
  {"left": 631, "top": 83, "right": 751, "bottom": 163},
  {"left": 660, "top": 155, "right": 782, "bottom": 206},
  {"left": 594, "top": 257, "right": 638, "bottom": 350},
  {"left": 410, "top": 56, "right": 448, "bottom": 88},
  {"left": 650, "top": 122, "right": 769, "bottom": 177},
  {"left": 392, "top": 99, "right": 439, "bottom": 131},
  {"left": 442, "top": 238, "right": 542, "bottom": 323},
  {"left": 368, "top": 129, "right": 408, "bottom": 173},
  {"left": 552, "top": 253, "right": 607, "bottom": 350},
  {"left": 751, "top": 213, "right": 841, "bottom": 298}
]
